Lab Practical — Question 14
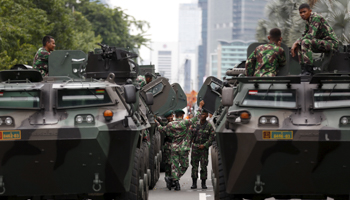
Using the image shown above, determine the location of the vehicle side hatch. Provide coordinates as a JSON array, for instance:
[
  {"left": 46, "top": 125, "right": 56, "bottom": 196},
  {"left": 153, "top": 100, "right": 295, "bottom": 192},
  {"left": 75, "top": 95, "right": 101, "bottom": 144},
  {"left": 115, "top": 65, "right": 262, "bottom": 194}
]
[
  {"left": 48, "top": 50, "right": 87, "bottom": 78},
  {"left": 140, "top": 77, "right": 178, "bottom": 116},
  {"left": 197, "top": 76, "right": 223, "bottom": 114},
  {"left": 171, "top": 83, "right": 187, "bottom": 111}
]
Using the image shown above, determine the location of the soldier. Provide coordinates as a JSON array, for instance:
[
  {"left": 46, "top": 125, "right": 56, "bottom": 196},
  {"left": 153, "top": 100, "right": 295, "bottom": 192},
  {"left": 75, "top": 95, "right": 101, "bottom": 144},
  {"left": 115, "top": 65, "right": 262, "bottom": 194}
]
[
  {"left": 156, "top": 110, "right": 174, "bottom": 179},
  {"left": 155, "top": 100, "right": 205, "bottom": 191},
  {"left": 136, "top": 72, "right": 153, "bottom": 88},
  {"left": 33, "top": 35, "right": 56, "bottom": 77},
  {"left": 245, "top": 28, "right": 286, "bottom": 77},
  {"left": 291, "top": 3, "right": 339, "bottom": 75},
  {"left": 190, "top": 110, "right": 215, "bottom": 189}
]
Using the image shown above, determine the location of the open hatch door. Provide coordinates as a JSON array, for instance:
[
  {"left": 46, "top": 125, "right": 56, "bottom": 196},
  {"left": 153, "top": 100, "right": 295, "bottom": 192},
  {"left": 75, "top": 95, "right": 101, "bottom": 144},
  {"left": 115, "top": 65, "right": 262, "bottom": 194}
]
[
  {"left": 197, "top": 76, "right": 223, "bottom": 114},
  {"left": 141, "top": 77, "right": 177, "bottom": 116},
  {"left": 171, "top": 83, "right": 187, "bottom": 111}
]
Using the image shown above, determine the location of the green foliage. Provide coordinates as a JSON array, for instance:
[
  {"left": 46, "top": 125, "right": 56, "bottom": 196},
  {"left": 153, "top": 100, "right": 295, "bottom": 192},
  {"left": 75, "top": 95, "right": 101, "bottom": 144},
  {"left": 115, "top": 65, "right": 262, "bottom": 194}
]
[
  {"left": 70, "top": 0, "right": 150, "bottom": 50},
  {"left": 0, "top": 0, "right": 148, "bottom": 70}
]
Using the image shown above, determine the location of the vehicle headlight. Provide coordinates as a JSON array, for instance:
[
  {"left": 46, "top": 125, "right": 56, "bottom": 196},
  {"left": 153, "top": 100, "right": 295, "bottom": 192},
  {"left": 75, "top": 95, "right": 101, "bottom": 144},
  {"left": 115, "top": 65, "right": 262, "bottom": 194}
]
[
  {"left": 340, "top": 117, "right": 349, "bottom": 125},
  {"left": 5, "top": 117, "right": 13, "bottom": 125},
  {"left": 270, "top": 117, "right": 278, "bottom": 124},
  {"left": 86, "top": 115, "right": 94, "bottom": 123},
  {"left": 76, "top": 115, "right": 83, "bottom": 123},
  {"left": 259, "top": 117, "right": 267, "bottom": 124}
]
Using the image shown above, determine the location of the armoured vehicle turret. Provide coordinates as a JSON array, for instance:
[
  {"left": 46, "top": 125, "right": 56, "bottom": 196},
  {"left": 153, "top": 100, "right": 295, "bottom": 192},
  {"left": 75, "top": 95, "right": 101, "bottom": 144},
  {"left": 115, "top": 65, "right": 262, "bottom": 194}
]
[
  {"left": 198, "top": 43, "right": 350, "bottom": 200},
  {"left": 0, "top": 44, "right": 186, "bottom": 200}
]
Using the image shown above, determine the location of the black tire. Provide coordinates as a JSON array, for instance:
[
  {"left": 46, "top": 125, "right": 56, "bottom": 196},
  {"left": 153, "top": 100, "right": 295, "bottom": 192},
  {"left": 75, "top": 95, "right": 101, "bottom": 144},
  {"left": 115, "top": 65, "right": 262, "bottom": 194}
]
[
  {"left": 149, "top": 136, "right": 156, "bottom": 189},
  {"left": 155, "top": 131, "right": 161, "bottom": 182},
  {"left": 215, "top": 143, "right": 230, "bottom": 200},
  {"left": 117, "top": 148, "right": 141, "bottom": 200},
  {"left": 141, "top": 142, "right": 149, "bottom": 200}
]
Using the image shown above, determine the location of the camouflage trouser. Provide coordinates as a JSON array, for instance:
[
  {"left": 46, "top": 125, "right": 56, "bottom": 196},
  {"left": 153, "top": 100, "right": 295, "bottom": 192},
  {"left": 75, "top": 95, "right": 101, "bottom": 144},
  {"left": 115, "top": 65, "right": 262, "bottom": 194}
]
[
  {"left": 191, "top": 146, "right": 209, "bottom": 179},
  {"left": 298, "top": 38, "right": 338, "bottom": 65},
  {"left": 171, "top": 150, "right": 189, "bottom": 181},
  {"left": 163, "top": 142, "right": 172, "bottom": 177}
]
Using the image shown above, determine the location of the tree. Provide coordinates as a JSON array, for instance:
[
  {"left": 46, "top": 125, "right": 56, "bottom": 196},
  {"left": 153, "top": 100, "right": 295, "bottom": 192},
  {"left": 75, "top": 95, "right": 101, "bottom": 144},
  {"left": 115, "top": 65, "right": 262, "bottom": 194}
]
[
  {"left": 0, "top": 0, "right": 52, "bottom": 69},
  {"left": 256, "top": 0, "right": 350, "bottom": 46}
]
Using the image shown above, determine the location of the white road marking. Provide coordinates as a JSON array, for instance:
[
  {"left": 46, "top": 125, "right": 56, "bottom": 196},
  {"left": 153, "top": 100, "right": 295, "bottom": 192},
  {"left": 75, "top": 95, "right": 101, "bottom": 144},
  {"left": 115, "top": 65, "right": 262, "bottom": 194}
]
[{"left": 199, "top": 193, "right": 206, "bottom": 200}]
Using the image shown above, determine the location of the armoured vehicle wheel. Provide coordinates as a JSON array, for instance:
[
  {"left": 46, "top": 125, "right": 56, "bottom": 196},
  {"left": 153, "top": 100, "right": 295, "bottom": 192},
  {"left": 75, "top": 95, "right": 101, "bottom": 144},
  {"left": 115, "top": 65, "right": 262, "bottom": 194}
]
[
  {"left": 141, "top": 142, "right": 149, "bottom": 200},
  {"left": 149, "top": 136, "right": 156, "bottom": 189},
  {"left": 117, "top": 148, "right": 142, "bottom": 200},
  {"left": 215, "top": 143, "right": 230, "bottom": 200}
]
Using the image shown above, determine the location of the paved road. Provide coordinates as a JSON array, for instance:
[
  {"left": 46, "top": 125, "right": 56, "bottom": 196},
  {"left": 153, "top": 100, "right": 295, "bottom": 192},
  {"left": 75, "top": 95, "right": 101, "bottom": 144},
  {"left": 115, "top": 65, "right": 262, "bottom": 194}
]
[{"left": 149, "top": 148, "right": 214, "bottom": 200}]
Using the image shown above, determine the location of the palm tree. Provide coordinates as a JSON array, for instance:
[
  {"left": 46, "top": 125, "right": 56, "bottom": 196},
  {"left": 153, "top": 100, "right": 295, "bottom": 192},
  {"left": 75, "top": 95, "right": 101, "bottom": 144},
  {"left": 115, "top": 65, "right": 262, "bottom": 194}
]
[{"left": 256, "top": 0, "right": 350, "bottom": 46}]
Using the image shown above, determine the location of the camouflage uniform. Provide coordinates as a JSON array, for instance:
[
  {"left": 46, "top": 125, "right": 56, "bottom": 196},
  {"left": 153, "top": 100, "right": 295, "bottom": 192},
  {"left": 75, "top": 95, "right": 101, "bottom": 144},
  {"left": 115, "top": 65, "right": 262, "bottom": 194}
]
[
  {"left": 296, "top": 12, "right": 339, "bottom": 65},
  {"left": 136, "top": 75, "right": 147, "bottom": 88},
  {"left": 245, "top": 43, "right": 286, "bottom": 77},
  {"left": 190, "top": 121, "right": 215, "bottom": 180},
  {"left": 157, "top": 116, "right": 173, "bottom": 177},
  {"left": 156, "top": 108, "right": 201, "bottom": 181},
  {"left": 33, "top": 47, "right": 50, "bottom": 77}
]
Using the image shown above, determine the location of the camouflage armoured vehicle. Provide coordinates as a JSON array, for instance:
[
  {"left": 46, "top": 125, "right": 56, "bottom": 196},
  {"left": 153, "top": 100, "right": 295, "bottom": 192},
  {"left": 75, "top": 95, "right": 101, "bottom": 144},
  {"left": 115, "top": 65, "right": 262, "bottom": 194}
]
[
  {"left": 0, "top": 44, "right": 185, "bottom": 200},
  {"left": 199, "top": 43, "right": 350, "bottom": 200}
]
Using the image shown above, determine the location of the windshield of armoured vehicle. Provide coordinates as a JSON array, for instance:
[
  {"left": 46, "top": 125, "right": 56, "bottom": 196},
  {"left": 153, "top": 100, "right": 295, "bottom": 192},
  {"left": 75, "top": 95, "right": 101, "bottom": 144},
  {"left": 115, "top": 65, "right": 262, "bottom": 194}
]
[
  {"left": 0, "top": 90, "right": 40, "bottom": 109},
  {"left": 241, "top": 90, "right": 297, "bottom": 108},
  {"left": 57, "top": 88, "right": 113, "bottom": 108},
  {"left": 314, "top": 89, "right": 350, "bottom": 108}
]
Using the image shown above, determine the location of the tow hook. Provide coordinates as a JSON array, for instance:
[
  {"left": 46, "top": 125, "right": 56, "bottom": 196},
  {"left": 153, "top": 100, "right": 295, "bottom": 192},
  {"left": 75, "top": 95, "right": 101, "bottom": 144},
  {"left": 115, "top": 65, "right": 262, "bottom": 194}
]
[
  {"left": 0, "top": 176, "right": 5, "bottom": 195},
  {"left": 254, "top": 175, "right": 264, "bottom": 194},
  {"left": 92, "top": 173, "right": 103, "bottom": 192}
]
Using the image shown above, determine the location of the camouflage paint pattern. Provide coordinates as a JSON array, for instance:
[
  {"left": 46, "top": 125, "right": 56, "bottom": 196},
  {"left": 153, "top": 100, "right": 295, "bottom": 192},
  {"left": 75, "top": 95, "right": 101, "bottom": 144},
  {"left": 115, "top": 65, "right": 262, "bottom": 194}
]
[
  {"left": 170, "top": 150, "right": 189, "bottom": 181},
  {"left": 190, "top": 121, "right": 215, "bottom": 180},
  {"left": 245, "top": 43, "right": 286, "bottom": 77},
  {"left": 296, "top": 12, "right": 339, "bottom": 65},
  {"left": 33, "top": 47, "right": 50, "bottom": 77}
]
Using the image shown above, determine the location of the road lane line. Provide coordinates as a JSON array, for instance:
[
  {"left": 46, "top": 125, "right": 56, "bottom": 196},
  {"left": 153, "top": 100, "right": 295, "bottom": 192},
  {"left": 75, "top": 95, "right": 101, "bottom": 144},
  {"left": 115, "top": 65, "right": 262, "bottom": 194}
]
[{"left": 199, "top": 193, "right": 206, "bottom": 200}]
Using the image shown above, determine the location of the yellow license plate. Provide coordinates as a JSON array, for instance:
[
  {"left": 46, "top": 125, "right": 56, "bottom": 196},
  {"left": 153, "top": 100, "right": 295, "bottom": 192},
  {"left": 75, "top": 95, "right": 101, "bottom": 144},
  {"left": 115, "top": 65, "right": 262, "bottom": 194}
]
[
  {"left": 0, "top": 130, "right": 21, "bottom": 140},
  {"left": 263, "top": 131, "right": 293, "bottom": 139}
]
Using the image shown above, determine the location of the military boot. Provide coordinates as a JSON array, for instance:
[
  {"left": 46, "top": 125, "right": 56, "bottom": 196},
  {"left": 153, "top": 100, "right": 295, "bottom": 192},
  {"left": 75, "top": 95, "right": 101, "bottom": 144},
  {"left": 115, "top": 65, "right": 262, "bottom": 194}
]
[
  {"left": 201, "top": 179, "right": 207, "bottom": 189},
  {"left": 164, "top": 177, "right": 173, "bottom": 190},
  {"left": 174, "top": 180, "right": 181, "bottom": 191},
  {"left": 191, "top": 178, "right": 197, "bottom": 189}
]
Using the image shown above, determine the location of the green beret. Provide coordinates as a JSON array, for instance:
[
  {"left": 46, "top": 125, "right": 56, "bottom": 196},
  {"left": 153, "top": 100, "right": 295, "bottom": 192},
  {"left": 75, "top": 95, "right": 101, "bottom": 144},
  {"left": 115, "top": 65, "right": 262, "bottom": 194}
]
[
  {"left": 164, "top": 110, "right": 173, "bottom": 118},
  {"left": 174, "top": 109, "right": 185, "bottom": 115}
]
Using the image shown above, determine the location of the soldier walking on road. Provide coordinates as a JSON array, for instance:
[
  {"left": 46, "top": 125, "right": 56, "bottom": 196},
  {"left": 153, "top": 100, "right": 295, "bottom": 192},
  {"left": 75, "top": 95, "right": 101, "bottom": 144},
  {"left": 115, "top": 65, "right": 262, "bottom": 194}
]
[
  {"left": 155, "top": 101, "right": 205, "bottom": 191},
  {"left": 291, "top": 3, "right": 339, "bottom": 75},
  {"left": 190, "top": 110, "right": 215, "bottom": 189},
  {"left": 156, "top": 110, "right": 174, "bottom": 179}
]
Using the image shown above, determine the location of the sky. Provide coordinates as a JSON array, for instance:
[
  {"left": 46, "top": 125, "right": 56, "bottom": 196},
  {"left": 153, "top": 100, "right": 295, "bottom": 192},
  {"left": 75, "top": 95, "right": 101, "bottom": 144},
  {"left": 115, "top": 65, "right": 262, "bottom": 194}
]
[{"left": 109, "top": 0, "right": 196, "bottom": 60}]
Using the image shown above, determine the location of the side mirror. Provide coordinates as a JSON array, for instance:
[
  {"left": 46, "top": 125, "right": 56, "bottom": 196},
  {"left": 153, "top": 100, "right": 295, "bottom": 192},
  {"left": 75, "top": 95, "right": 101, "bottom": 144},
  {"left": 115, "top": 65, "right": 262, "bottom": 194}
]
[
  {"left": 124, "top": 85, "right": 136, "bottom": 104},
  {"left": 145, "top": 92, "right": 154, "bottom": 105},
  {"left": 222, "top": 87, "right": 235, "bottom": 107}
]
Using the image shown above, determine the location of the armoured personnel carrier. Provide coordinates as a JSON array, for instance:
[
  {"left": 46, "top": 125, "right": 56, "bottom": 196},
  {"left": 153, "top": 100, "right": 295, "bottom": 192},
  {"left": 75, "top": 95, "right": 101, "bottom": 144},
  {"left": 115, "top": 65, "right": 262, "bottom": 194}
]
[
  {"left": 0, "top": 44, "right": 186, "bottom": 200},
  {"left": 198, "top": 43, "right": 350, "bottom": 200}
]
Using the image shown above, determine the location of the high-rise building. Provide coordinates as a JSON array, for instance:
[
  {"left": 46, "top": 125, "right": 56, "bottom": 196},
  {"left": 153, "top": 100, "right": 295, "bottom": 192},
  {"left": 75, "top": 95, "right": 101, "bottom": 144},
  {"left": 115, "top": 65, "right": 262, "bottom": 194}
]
[
  {"left": 207, "top": 0, "right": 267, "bottom": 76},
  {"left": 211, "top": 40, "right": 254, "bottom": 79},
  {"left": 178, "top": 3, "right": 201, "bottom": 91},
  {"left": 197, "top": 0, "right": 208, "bottom": 91},
  {"left": 150, "top": 42, "right": 178, "bottom": 83}
]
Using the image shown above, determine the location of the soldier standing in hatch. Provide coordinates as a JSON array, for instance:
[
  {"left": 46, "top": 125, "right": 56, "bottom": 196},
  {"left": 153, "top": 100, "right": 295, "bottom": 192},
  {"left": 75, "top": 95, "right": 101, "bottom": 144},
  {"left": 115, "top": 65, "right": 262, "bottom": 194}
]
[
  {"left": 156, "top": 110, "right": 174, "bottom": 179},
  {"left": 190, "top": 110, "right": 215, "bottom": 189},
  {"left": 155, "top": 100, "right": 205, "bottom": 191},
  {"left": 291, "top": 3, "right": 339, "bottom": 75},
  {"left": 33, "top": 35, "right": 56, "bottom": 77},
  {"left": 245, "top": 28, "right": 286, "bottom": 77},
  {"left": 136, "top": 72, "right": 153, "bottom": 88}
]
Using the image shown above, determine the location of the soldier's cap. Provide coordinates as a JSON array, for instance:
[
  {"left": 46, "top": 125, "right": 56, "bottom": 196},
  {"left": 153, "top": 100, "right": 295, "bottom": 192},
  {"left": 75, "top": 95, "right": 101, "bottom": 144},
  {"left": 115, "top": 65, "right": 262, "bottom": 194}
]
[
  {"left": 164, "top": 110, "right": 173, "bottom": 118},
  {"left": 174, "top": 109, "right": 185, "bottom": 115},
  {"left": 145, "top": 72, "right": 153, "bottom": 78}
]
